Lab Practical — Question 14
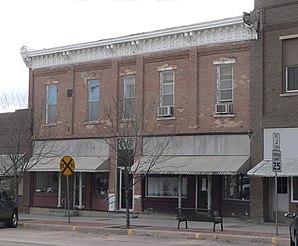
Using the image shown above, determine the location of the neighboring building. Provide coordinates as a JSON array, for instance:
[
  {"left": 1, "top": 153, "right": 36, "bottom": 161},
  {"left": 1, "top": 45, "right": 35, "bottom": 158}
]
[
  {"left": 0, "top": 109, "right": 31, "bottom": 212},
  {"left": 248, "top": 0, "right": 298, "bottom": 222},
  {"left": 20, "top": 16, "right": 255, "bottom": 216}
]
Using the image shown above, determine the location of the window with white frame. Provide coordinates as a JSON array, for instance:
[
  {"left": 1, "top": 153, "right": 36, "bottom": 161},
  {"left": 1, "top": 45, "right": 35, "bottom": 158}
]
[
  {"left": 291, "top": 177, "right": 298, "bottom": 202},
  {"left": 158, "top": 70, "right": 175, "bottom": 117},
  {"left": 283, "top": 38, "right": 298, "bottom": 92},
  {"left": 160, "top": 70, "right": 174, "bottom": 107},
  {"left": 88, "top": 80, "right": 100, "bottom": 122},
  {"left": 122, "top": 75, "right": 135, "bottom": 120},
  {"left": 35, "top": 172, "right": 60, "bottom": 193},
  {"left": 146, "top": 176, "right": 187, "bottom": 198},
  {"left": 213, "top": 59, "right": 234, "bottom": 115},
  {"left": 217, "top": 65, "right": 233, "bottom": 104},
  {"left": 46, "top": 84, "right": 58, "bottom": 124}
]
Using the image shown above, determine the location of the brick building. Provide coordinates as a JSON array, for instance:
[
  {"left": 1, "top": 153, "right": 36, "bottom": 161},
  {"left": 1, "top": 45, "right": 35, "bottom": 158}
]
[
  {"left": 0, "top": 109, "right": 31, "bottom": 212},
  {"left": 248, "top": 0, "right": 298, "bottom": 222},
  {"left": 21, "top": 16, "right": 255, "bottom": 216}
]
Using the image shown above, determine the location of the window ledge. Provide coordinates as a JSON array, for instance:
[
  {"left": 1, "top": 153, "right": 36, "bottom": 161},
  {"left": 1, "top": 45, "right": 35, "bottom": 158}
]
[
  {"left": 43, "top": 123, "right": 58, "bottom": 127},
  {"left": 280, "top": 92, "right": 298, "bottom": 97},
  {"left": 157, "top": 116, "right": 176, "bottom": 121},
  {"left": 213, "top": 114, "right": 235, "bottom": 118},
  {"left": 85, "top": 120, "right": 100, "bottom": 125}
]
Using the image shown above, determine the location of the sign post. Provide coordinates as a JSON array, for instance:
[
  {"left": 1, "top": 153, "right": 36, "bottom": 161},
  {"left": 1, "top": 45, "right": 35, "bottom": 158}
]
[
  {"left": 272, "top": 133, "right": 281, "bottom": 236},
  {"left": 60, "top": 156, "right": 75, "bottom": 223}
]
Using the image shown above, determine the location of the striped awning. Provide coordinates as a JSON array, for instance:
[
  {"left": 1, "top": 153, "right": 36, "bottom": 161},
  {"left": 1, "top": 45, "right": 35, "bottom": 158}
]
[
  {"left": 248, "top": 159, "right": 298, "bottom": 177},
  {"left": 132, "top": 155, "right": 250, "bottom": 175},
  {"left": 28, "top": 157, "right": 109, "bottom": 173}
]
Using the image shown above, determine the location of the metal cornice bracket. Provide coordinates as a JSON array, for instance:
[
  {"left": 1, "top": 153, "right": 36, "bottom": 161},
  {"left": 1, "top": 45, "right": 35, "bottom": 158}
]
[{"left": 243, "top": 9, "right": 260, "bottom": 38}]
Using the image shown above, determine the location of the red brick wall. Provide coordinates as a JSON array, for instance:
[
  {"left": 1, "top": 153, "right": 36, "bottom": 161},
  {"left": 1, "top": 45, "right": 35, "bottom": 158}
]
[{"left": 32, "top": 42, "right": 251, "bottom": 140}]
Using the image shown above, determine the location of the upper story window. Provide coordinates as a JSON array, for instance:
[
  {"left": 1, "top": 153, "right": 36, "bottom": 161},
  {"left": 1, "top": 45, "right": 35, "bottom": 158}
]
[
  {"left": 88, "top": 80, "right": 100, "bottom": 122},
  {"left": 46, "top": 84, "right": 58, "bottom": 124},
  {"left": 213, "top": 58, "right": 235, "bottom": 115},
  {"left": 283, "top": 38, "right": 298, "bottom": 92},
  {"left": 158, "top": 70, "right": 175, "bottom": 117},
  {"left": 122, "top": 75, "right": 135, "bottom": 120}
]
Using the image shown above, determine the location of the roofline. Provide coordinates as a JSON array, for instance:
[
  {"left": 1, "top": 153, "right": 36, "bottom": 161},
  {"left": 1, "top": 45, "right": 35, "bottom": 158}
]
[{"left": 24, "top": 16, "right": 244, "bottom": 57}]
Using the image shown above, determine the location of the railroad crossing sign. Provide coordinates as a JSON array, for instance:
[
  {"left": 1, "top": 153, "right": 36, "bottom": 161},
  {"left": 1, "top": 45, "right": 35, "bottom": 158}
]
[
  {"left": 60, "top": 156, "right": 75, "bottom": 176},
  {"left": 272, "top": 149, "right": 282, "bottom": 172}
]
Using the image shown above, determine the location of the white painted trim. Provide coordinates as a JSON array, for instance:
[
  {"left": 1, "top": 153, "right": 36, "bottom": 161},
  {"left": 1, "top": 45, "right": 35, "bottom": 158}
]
[
  {"left": 20, "top": 16, "right": 256, "bottom": 70},
  {"left": 279, "top": 34, "right": 298, "bottom": 40}
]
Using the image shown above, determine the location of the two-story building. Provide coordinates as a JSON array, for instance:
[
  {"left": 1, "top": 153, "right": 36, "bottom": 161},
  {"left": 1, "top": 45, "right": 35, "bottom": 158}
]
[
  {"left": 20, "top": 16, "right": 256, "bottom": 216},
  {"left": 248, "top": 0, "right": 298, "bottom": 222}
]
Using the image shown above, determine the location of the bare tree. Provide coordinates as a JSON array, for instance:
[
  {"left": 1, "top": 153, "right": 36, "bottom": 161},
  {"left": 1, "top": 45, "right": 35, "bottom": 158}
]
[
  {"left": 95, "top": 94, "right": 178, "bottom": 228},
  {"left": 0, "top": 95, "right": 62, "bottom": 208},
  {"left": 0, "top": 91, "right": 28, "bottom": 112}
]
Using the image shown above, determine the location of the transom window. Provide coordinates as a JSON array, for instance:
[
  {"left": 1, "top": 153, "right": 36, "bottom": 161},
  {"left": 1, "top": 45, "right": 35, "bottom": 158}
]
[
  {"left": 88, "top": 80, "right": 100, "bottom": 122},
  {"left": 46, "top": 84, "right": 58, "bottom": 124},
  {"left": 217, "top": 65, "right": 233, "bottom": 104},
  {"left": 160, "top": 70, "right": 174, "bottom": 107},
  {"left": 122, "top": 75, "right": 135, "bottom": 120}
]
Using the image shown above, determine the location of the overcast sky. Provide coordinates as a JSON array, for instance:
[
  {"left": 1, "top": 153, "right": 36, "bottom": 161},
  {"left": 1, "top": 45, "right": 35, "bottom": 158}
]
[{"left": 0, "top": 0, "right": 253, "bottom": 107}]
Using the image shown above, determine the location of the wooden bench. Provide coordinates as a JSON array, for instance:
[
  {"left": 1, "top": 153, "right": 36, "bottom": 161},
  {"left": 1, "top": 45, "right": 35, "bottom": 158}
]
[{"left": 176, "top": 208, "right": 223, "bottom": 232}]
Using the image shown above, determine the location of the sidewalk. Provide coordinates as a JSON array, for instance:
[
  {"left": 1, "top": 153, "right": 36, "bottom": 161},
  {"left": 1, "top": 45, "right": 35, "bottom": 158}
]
[{"left": 18, "top": 212, "right": 290, "bottom": 245}]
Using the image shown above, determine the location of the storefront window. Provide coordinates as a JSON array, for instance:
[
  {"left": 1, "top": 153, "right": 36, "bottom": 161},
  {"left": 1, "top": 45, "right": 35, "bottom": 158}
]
[
  {"left": 146, "top": 176, "right": 187, "bottom": 198},
  {"left": 35, "top": 172, "right": 59, "bottom": 193},
  {"left": 223, "top": 175, "right": 250, "bottom": 200},
  {"left": 292, "top": 177, "right": 298, "bottom": 202},
  {"left": 94, "top": 172, "right": 109, "bottom": 195}
]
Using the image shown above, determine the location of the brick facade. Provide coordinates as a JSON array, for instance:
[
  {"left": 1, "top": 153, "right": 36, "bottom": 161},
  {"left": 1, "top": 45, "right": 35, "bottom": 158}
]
[
  {"left": 250, "top": 0, "right": 298, "bottom": 222},
  {"left": 22, "top": 17, "right": 254, "bottom": 216}
]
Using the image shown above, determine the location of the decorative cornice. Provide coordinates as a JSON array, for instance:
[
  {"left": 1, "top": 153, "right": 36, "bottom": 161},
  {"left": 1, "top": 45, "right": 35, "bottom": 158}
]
[{"left": 20, "top": 16, "right": 257, "bottom": 70}]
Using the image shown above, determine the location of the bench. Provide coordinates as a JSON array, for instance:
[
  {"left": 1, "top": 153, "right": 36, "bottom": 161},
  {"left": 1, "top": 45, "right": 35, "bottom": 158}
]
[{"left": 176, "top": 208, "right": 223, "bottom": 232}]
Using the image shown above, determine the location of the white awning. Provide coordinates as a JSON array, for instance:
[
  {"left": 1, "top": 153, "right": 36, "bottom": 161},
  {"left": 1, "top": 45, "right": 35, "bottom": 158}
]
[
  {"left": 28, "top": 157, "right": 109, "bottom": 173},
  {"left": 248, "top": 159, "right": 298, "bottom": 177},
  {"left": 132, "top": 155, "right": 250, "bottom": 175}
]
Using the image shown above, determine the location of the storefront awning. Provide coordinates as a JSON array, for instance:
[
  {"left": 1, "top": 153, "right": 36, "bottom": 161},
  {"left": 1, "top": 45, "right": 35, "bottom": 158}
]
[
  {"left": 248, "top": 159, "right": 298, "bottom": 177},
  {"left": 28, "top": 157, "right": 109, "bottom": 172},
  {"left": 132, "top": 155, "right": 250, "bottom": 175}
]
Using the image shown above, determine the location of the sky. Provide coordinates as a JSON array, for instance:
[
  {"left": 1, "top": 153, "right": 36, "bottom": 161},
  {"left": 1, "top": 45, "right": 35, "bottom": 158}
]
[{"left": 0, "top": 0, "right": 254, "bottom": 109}]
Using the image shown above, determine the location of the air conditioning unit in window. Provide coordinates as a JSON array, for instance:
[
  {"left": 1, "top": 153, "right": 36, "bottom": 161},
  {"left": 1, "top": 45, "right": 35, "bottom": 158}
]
[
  {"left": 215, "top": 103, "right": 233, "bottom": 114},
  {"left": 158, "top": 106, "right": 174, "bottom": 117}
]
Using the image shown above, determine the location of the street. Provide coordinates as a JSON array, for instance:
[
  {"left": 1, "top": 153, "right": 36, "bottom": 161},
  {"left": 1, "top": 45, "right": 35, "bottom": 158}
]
[{"left": 0, "top": 228, "right": 273, "bottom": 246}]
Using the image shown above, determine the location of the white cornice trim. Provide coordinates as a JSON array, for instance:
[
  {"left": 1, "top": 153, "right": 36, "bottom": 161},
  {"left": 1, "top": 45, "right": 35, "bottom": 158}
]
[{"left": 21, "top": 16, "right": 257, "bottom": 70}]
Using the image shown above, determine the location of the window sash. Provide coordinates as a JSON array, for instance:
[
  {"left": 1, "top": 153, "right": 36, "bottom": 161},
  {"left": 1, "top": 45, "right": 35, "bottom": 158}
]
[
  {"left": 217, "top": 65, "right": 233, "bottom": 104},
  {"left": 286, "top": 65, "right": 298, "bottom": 92},
  {"left": 122, "top": 76, "right": 135, "bottom": 119},
  {"left": 160, "top": 71, "right": 174, "bottom": 107},
  {"left": 46, "top": 84, "right": 57, "bottom": 124},
  {"left": 88, "top": 80, "right": 100, "bottom": 121}
]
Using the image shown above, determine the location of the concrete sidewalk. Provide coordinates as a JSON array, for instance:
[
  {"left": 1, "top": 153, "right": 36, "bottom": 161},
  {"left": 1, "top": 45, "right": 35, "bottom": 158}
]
[{"left": 18, "top": 212, "right": 290, "bottom": 245}]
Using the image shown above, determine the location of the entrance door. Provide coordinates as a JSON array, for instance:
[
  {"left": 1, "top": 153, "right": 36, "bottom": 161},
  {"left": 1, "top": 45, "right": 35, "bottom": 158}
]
[
  {"left": 197, "top": 176, "right": 208, "bottom": 209},
  {"left": 74, "top": 173, "right": 85, "bottom": 209},
  {"left": 117, "top": 168, "right": 133, "bottom": 211}
]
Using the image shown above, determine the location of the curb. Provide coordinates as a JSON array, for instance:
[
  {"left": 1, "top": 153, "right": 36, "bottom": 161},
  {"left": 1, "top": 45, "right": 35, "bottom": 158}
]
[{"left": 19, "top": 222, "right": 289, "bottom": 245}]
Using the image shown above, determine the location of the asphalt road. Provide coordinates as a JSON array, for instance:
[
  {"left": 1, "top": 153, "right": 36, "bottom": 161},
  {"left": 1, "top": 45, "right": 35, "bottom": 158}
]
[{"left": 0, "top": 228, "right": 273, "bottom": 246}]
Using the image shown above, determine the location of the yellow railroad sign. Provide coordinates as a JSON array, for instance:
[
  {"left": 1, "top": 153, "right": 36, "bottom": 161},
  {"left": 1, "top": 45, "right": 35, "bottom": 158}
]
[{"left": 60, "top": 156, "right": 75, "bottom": 176}]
